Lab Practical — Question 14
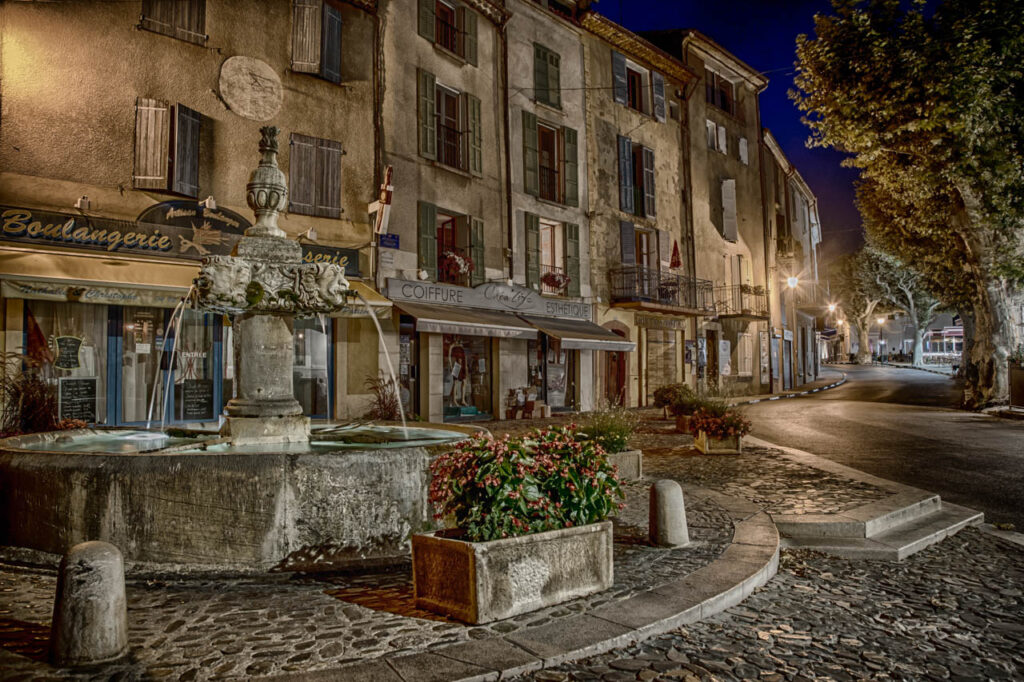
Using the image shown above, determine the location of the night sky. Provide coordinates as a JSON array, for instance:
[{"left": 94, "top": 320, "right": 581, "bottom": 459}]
[{"left": 599, "top": 0, "right": 865, "bottom": 261}]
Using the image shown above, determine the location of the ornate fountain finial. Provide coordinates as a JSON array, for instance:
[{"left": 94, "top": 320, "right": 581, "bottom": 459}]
[{"left": 245, "top": 125, "right": 288, "bottom": 238}]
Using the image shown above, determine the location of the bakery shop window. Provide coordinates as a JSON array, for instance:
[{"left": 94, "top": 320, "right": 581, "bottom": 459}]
[{"left": 442, "top": 334, "right": 491, "bottom": 421}]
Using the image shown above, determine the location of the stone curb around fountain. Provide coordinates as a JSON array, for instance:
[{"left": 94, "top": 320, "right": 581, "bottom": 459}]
[{"left": 262, "top": 495, "right": 780, "bottom": 682}]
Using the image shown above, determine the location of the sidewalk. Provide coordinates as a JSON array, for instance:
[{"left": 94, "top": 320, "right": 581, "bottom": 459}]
[{"left": 886, "top": 361, "right": 955, "bottom": 376}]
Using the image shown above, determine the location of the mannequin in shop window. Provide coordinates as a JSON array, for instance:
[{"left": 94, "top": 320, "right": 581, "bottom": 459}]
[{"left": 447, "top": 341, "right": 469, "bottom": 407}]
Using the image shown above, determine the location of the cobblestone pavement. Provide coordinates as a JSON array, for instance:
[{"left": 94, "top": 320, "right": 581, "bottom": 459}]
[
  {"left": 0, "top": 484, "right": 731, "bottom": 681},
  {"left": 521, "top": 528, "right": 1024, "bottom": 682}
]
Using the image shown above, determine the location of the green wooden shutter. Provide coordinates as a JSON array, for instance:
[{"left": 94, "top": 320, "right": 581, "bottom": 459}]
[
  {"left": 418, "top": 201, "right": 438, "bottom": 281},
  {"left": 562, "top": 126, "right": 578, "bottom": 207},
  {"left": 548, "top": 50, "right": 561, "bottom": 108},
  {"left": 418, "top": 69, "right": 437, "bottom": 160},
  {"left": 565, "top": 223, "right": 580, "bottom": 298},
  {"left": 525, "top": 212, "right": 540, "bottom": 290},
  {"left": 291, "top": 0, "right": 322, "bottom": 73},
  {"left": 522, "top": 110, "right": 539, "bottom": 196},
  {"left": 468, "top": 93, "right": 482, "bottom": 176},
  {"left": 171, "top": 104, "right": 201, "bottom": 197},
  {"left": 533, "top": 44, "right": 548, "bottom": 104},
  {"left": 642, "top": 146, "right": 656, "bottom": 218},
  {"left": 617, "top": 135, "right": 634, "bottom": 214},
  {"left": 417, "top": 0, "right": 435, "bottom": 41},
  {"left": 133, "top": 97, "right": 170, "bottom": 190},
  {"left": 319, "top": 2, "right": 342, "bottom": 84},
  {"left": 463, "top": 9, "right": 478, "bottom": 66},
  {"left": 289, "top": 133, "right": 316, "bottom": 215},
  {"left": 470, "top": 218, "right": 484, "bottom": 286}
]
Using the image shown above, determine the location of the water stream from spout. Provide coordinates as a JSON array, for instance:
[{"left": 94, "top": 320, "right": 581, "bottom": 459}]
[
  {"left": 146, "top": 287, "right": 194, "bottom": 428},
  {"left": 354, "top": 291, "right": 407, "bottom": 438},
  {"left": 318, "top": 313, "right": 331, "bottom": 425}
]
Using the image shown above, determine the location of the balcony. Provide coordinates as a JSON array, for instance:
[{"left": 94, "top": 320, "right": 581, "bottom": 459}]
[
  {"left": 715, "top": 284, "right": 769, "bottom": 320},
  {"left": 793, "top": 282, "right": 827, "bottom": 312},
  {"left": 540, "top": 263, "right": 570, "bottom": 296},
  {"left": 438, "top": 246, "right": 473, "bottom": 286},
  {"left": 609, "top": 266, "right": 716, "bottom": 315}
]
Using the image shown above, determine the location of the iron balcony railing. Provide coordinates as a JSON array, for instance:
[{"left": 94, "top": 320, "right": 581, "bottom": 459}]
[
  {"left": 437, "top": 122, "right": 462, "bottom": 169},
  {"left": 715, "top": 284, "right": 769, "bottom": 318},
  {"left": 609, "top": 265, "right": 716, "bottom": 313},
  {"left": 435, "top": 16, "right": 459, "bottom": 53},
  {"left": 540, "top": 263, "right": 568, "bottom": 296}
]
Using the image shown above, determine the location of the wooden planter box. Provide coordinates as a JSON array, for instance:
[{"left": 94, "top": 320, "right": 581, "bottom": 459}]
[
  {"left": 412, "top": 521, "right": 613, "bottom": 624},
  {"left": 1010, "top": 363, "right": 1024, "bottom": 409},
  {"left": 674, "top": 414, "right": 691, "bottom": 434},
  {"left": 694, "top": 431, "right": 742, "bottom": 455}
]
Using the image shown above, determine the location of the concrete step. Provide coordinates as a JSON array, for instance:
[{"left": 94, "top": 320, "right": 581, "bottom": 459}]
[
  {"left": 781, "top": 503, "right": 983, "bottom": 561},
  {"left": 776, "top": 493, "right": 941, "bottom": 539}
]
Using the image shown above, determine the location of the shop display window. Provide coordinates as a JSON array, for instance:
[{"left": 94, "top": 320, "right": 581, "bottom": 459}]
[
  {"left": 443, "top": 334, "right": 491, "bottom": 419},
  {"left": 121, "top": 306, "right": 163, "bottom": 423},
  {"left": 293, "top": 318, "right": 331, "bottom": 418}
]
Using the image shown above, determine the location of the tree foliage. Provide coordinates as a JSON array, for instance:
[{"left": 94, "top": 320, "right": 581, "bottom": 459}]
[
  {"left": 831, "top": 248, "right": 884, "bottom": 363},
  {"left": 863, "top": 247, "right": 944, "bottom": 365},
  {"left": 792, "top": 0, "right": 1024, "bottom": 406}
]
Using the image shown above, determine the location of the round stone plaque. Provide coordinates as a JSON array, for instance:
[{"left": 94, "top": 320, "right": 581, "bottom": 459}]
[{"left": 219, "top": 56, "right": 283, "bottom": 122}]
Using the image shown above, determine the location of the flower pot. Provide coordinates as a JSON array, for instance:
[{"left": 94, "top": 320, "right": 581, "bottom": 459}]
[
  {"left": 412, "top": 521, "right": 613, "bottom": 624},
  {"left": 606, "top": 449, "right": 642, "bottom": 480},
  {"left": 674, "top": 414, "right": 690, "bottom": 433},
  {"left": 505, "top": 409, "right": 515, "bottom": 420},
  {"left": 694, "top": 431, "right": 742, "bottom": 455}
]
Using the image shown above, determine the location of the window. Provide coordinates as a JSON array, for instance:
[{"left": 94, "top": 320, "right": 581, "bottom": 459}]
[
  {"left": 417, "top": 201, "right": 484, "bottom": 286},
  {"left": 534, "top": 43, "right": 561, "bottom": 108},
  {"left": 720, "top": 178, "right": 738, "bottom": 242},
  {"left": 417, "top": 70, "right": 483, "bottom": 175},
  {"left": 717, "top": 125, "right": 728, "bottom": 154},
  {"left": 612, "top": 51, "right": 666, "bottom": 122},
  {"left": 525, "top": 213, "right": 580, "bottom": 296},
  {"left": 417, "top": 0, "right": 478, "bottom": 65},
  {"left": 737, "top": 333, "right": 754, "bottom": 376},
  {"left": 706, "top": 120, "right": 717, "bottom": 149},
  {"left": 617, "top": 135, "right": 655, "bottom": 218},
  {"left": 739, "top": 137, "right": 749, "bottom": 165},
  {"left": 705, "top": 68, "right": 736, "bottom": 117},
  {"left": 140, "top": 0, "right": 206, "bottom": 45},
  {"left": 291, "top": 0, "right": 343, "bottom": 84},
  {"left": 289, "top": 133, "right": 343, "bottom": 218},
  {"left": 522, "top": 111, "right": 578, "bottom": 206},
  {"left": 133, "top": 98, "right": 201, "bottom": 197}
]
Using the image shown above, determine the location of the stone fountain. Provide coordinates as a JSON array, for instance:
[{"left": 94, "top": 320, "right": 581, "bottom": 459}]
[{"left": 0, "top": 129, "right": 472, "bottom": 574}]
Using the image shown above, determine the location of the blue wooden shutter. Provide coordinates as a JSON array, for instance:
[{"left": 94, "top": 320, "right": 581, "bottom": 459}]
[
  {"left": 319, "top": 2, "right": 342, "bottom": 84},
  {"left": 418, "top": 201, "right": 438, "bottom": 281},
  {"left": 523, "top": 110, "right": 539, "bottom": 196},
  {"left": 418, "top": 69, "right": 437, "bottom": 160},
  {"left": 652, "top": 72, "right": 666, "bottom": 122},
  {"left": 617, "top": 135, "right": 634, "bottom": 214},
  {"left": 525, "top": 213, "right": 540, "bottom": 290},
  {"left": 612, "top": 51, "right": 628, "bottom": 105},
  {"left": 534, "top": 44, "right": 548, "bottom": 104},
  {"left": 172, "top": 104, "right": 201, "bottom": 197},
  {"left": 619, "top": 220, "right": 636, "bottom": 264},
  {"left": 565, "top": 223, "right": 580, "bottom": 297}
]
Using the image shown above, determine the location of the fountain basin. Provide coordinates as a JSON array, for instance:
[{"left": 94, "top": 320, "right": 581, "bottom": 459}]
[{"left": 0, "top": 425, "right": 474, "bottom": 574}]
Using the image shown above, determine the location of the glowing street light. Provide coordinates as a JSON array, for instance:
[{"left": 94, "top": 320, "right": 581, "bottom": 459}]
[
  {"left": 877, "top": 316, "right": 886, "bottom": 325},
  {"left": 787, "top": 276, "right": 799, "bottom": 289},
  {"left": 828, "top": 303, "right": 836, "bottom": 312},
  {"left": 836, "top": 319, "right": 844, "bottom": 326}
]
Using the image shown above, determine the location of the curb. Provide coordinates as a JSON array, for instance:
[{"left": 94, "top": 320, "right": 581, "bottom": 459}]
[
  {"left": 977, "top": 523, "right": 1024, "bottom": 549},
  {"left": 263, "top": 494, "right": 780, "bottom": 682},
  {"left": 729, "top": 372, "right": 847, "bottom": 407},
  {"left": 879, "top": 362, "right": 954, "bottom": 377}
]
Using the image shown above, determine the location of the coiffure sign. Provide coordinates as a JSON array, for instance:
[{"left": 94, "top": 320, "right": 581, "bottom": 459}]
[{"left": 387, "top": 278, "right": 592, "bottom": 321}]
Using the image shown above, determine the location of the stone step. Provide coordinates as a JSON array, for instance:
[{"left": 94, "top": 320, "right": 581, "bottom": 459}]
[
  {"left": 781, "top": 503, "right": 983, "bottom": 561},
  {"left": 776, "top": 493, "right": 941, "bottom": 539}
]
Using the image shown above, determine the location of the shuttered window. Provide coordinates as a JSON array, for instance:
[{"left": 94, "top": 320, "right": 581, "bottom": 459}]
[
  {"left": 617, "top": 135, "right": 634, "bottom": 214},
  {"left": 739, "top": 137, "right": 749, "bottom": 165},
  {"left": 467, "top": 93, "right": 483, "bottom": 176},
  {"left": 418, "top": 70, "right": 437, "bottom": 160},
  {"left": 461, "top": 7, "right": 478, "bottom": 66},
  {"left": 418, "top": 0, "right": 478, "bottom": 65},
  {"left": 534, "top": 43, "right": 561, "bottom": 108},
  {"left": 562, "top": 126, "right": 578, "bottom": 207},
  {"left": 418, "top": 201, "right": 438, "bottom": 281},
  {"left": 619, "top": 221, "right": 636, "bottom": 264},
  {"left": 291, "top": 0, "right": 343, "bottom": 84},
  {"left": 470, "top": 218, "right": 485, "bottom": 286},
  {"left": 523, "top": 110, "right": 539, "bottom": 196},
  {"left": 565, "top": 222, "right": 580, "bottom": 297},
  {"left": 289, "top": 133, "right": 343, "bottom": 218},
  {"left": 717, "top": 125, "right": 728, "bottom": 154},
  {"left": 641, "top": 147, "right": 656, "bottom": 218},
  {"left": 652, "top": 72, "right": 666, "bottom": 122},
  {"left": 612, "top": 51, "right": 628, "bottom": 105},
  {"left": 171, "top": 104, "right": 201, "bottom": 197},
  {"left": 525, "top": 212, "right": 540, "bottom": 290},
  {"left": 706, "top": 120, "right": 717, "bottom": 149},
  {"left": 133, "top": 97, "right": 170, "bottom": 190},
  {"left": 141, "top": 0, "right": 206, "bottom": 45},
  {"left": 721, "top": 178, "right": 738, "bottom": 242},
  {"left": 320, "top": 3, "right": 343, "bottom": 84}
]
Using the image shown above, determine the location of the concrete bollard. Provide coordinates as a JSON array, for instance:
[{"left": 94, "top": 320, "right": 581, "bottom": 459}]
[
  {"left": 50, "top": 541, "right": 129, "bottom": 667},
  {"left": 649, "top": 479, "right": 690, "bottom": 547}
]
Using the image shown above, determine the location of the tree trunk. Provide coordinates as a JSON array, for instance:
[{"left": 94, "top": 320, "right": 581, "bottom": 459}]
[
  {"left": 855, "top": 320, "right": 872, "bottom": 364},
  {"left": 962, "top": 281, "right": 1015, "bottom": 408},
  {"left": 912, "top": 327, "right": 925, "bottom": 367},
  {"left": 958, "top": 309, "right": 973, "bottom": 379}
]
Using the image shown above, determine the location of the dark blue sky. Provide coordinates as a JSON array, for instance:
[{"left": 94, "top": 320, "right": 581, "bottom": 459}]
[{"left": 600, "top": 0, "right": 864, "bottom": 260}]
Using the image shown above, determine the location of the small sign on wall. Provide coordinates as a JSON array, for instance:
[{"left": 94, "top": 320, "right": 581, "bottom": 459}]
[
  {"left": 54, "top": 336, "right": 83, "bottom": 370},
  {"left": 719, "top": 340, "right": 732, "bottom": 376},
  {"left": 379, "top": 233, "right": 400, "bottom": 249},
  {"left": 59, "top": 377, "right": 97, "bottom": 422}
]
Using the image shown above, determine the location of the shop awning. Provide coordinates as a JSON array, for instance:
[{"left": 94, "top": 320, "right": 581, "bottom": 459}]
[
  {"left": 330, "top": 281, "right": 393, "bottom": 318},
  {"left": 395, "top": 302, "right": 537, "bottom": 339},
  {"left": 518, "top": 315, "right": 636, "bottom": 351}
]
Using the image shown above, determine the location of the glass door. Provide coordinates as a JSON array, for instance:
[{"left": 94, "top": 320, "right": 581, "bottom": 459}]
[
  {"left": 293, "top": 317, "right": 331, "bottom": 419},
  {"left": 173, "top": 309, "right": 217, "bottom": 422},
  {"left": 121, "top": 306, "right": 164, "bottom": 424}
]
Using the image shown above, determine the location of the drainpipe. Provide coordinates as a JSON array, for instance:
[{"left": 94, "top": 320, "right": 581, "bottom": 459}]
[
  {"left": 372, "top": 7, "right": 386, "bottom": 293},
  {"left": 500, "top": 21, "right": 513, "bottom": 281}
]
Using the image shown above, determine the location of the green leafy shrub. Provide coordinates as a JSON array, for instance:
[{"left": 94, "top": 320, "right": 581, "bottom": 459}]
[
  {"left": 428, "top": 426, "right": 625, "bottom": 542},
  {"left": 578, "top": 403, "right": 638, "bottom": 453}
]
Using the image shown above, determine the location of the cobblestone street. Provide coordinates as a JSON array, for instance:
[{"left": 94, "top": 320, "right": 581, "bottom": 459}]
[{"left": 522, "top": 528, "right": 1024, "bottom": 681}]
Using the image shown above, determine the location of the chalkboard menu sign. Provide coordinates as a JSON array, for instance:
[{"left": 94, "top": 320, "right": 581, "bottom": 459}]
[
  {"left": 54, "top": 336, "right": 83, "bottom": 370},
  {"left": 181, "top": 379, "right": 214, "bottom": 421},
  {"left": 59, "top": 377, "right": 97, "bottom": 422}
]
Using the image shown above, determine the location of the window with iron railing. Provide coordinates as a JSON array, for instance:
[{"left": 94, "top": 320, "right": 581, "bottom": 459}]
[
  {"left": 435, "top": 10, "right": 459, "bottom": 53},
  {"left": 539, "top": 165, "right": 559, "bottom": 202},
  {"left": 437, "top": 123, "right": 462, "bottom": 169}
]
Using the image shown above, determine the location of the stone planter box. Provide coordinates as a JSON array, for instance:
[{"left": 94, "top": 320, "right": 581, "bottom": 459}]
[
  {"left": 607, "top": 449, "right": 642, "bottom": 479},
  {"left": 694, "top": 431, "right": 742, "bottom": 455},
  {"left": 412, "top": 521, "right": 613, "bottom": 624},
  {"left": 674, "top": 414, "right": 691, "bottom": 433}
]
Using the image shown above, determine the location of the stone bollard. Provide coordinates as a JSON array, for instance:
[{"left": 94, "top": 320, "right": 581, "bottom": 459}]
[
  {"left": 50, "top": 541, "right": 129, "bottom": 667},
  {"left": 649, "top": 480, "right": 690, "bottom": 547}
]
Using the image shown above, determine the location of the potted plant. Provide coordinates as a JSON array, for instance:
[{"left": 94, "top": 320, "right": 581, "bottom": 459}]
[
  {"left": 579, "top": 403, "right": 642, "bottom": 479},
  {"left": 687, "top": 402, "right": 751, "bottom": 455},
  {"left": 654, "top": 383, "right": 699, "bottom": 433},
  {"left": 541, "top": 270, "right": 571, "bottom": 292},
  {"left": 439, "top": 250, "right": 474, "bottom": 282},
  {"left": 413, "top": 427, "right": 623, "bottom": 623}
]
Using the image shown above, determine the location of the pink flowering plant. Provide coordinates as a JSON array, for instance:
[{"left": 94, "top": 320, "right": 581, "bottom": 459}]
[
  {"left": 428, "top": 426, "right": 625, "bottom": 542},
  {"left": 687, "top": 407, "right": 752, "bottom": 440}
]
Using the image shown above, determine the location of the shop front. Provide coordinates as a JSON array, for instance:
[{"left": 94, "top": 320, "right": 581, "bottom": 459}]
[
  {"left": 386, "top": 278, "right": 633, "bottom": 422},
  {"left": 636, "top": 314, "right": 688, "bottom": 405}
]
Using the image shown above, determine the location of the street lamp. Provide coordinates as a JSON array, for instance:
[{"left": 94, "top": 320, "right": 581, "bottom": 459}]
[
  {"left": 828, "top": 303, "right": 836, "bottom": 312},
  {"left": 787, "top": 276, "right": 799, "bottom": 289}
]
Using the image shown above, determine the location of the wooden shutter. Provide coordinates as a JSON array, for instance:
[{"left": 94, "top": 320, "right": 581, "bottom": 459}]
[
  {"left": 418, "top": 201, "right": 438, "bottom": 281},
  {"left": 717, "top": 125, "right": 727, "bottom": 154},
  {"left": 418, "top": 0, "right": 435, "bottom": 41},
  {"left": 612, "top": 51, "right": 628, "bottom": 105},
  {"left": 533, "top": 44, "right": 548, "bottom": 104},
  {"left": 133, "top": 97, "right": 169, "bottom": 190},
  {"left": 291, "top": 0, "right": 322, "bottom": 73},
  {"left": 525, "top": 212, "right": 540, "bottom": 290},
  {"left": 289, "top": 133, "right": 317, "bottom": 215},
  {"left": 463, "top": 8, "right": 478, "bottom": 66},
  {"left": 619, "top": 220, "right": 636, "bottom": 264},
  {"left": 722, "top": 178, "right": 738, "bottom": 242},
  {"left": 175, "top": 0, "right": 206, "bottom": 43},
  {"left": 642, "top": 146, "right": 656, "bottom": 218},
  {"left": 617, "top": 135, "right": 634, "bottom": 214},
  {"left": 171, "top": 104, "right": 201, "bottom": 197},
  {"left": 565, "top": 223, "right": 580, "bottom": 298},
  {"left": 705, "top": 68, "right": 715, "bottom": 105},
  {"left": 548, "top": 50, "right": 561, "bottom": 108},
  {"left": 467, "top": 93, "right": 483, "bottom": 176},
  {"left": 470, "top": 217, "right": 485, "bottom": 286},
  {"left": 314, "top": 138, "right": 343, "bottom": 218},
  {"left": 319, "top": 2, "right": 342, "bottom": 84},
  {"left": 652, "top": 71, "right": 666, "bottom": 122},
  {"left": 522, "top": 110, "right": 539, "bottom": 196},
  {"left": 657, "top": 228, "right": 670, "bottom": 269},
  {"left": 140, "top": 0, "right": 175, "bottom": 38},
  {"left": 418, "top": 69, "right": 437, "bottom": 160},
  {"left": 706, "top": 120, "right": 717, "bottom": 148},
  {"left": 562, "top": 126, "right": 578, "bottom": 207},
  {"left": 739, "top": 137, "right": 748, "bottom": 165}
]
